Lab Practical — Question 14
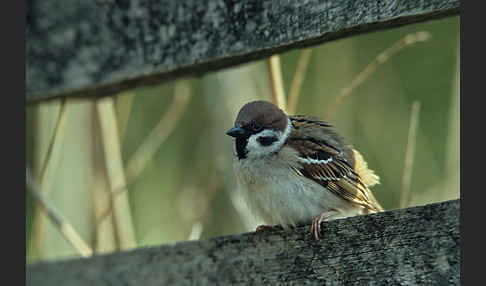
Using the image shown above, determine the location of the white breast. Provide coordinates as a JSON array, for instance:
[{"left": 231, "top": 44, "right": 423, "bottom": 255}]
[{"left": 234, "top": 146, "right": 362, "bottom": 228}]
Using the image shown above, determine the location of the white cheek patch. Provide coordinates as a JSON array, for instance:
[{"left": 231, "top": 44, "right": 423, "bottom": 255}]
[
  {"left": 245, "top": 118, "right": 292, "bottom": 158},
  {"left": 246, "top": 129, "right": 282, "bottom": 157}
]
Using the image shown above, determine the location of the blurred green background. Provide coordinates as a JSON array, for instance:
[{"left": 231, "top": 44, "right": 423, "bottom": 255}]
[{"left": 26, "top": 16, "right": 459, "bottom": 262}]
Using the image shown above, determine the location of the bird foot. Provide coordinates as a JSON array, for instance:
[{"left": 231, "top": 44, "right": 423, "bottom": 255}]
[{"left": 311, "top": 211, "right": 338, "bottom": 240}]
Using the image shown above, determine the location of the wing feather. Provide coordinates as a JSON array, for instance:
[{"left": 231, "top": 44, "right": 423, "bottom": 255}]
[{"left": 287, "top": 116, "right": 383, "bottom": 212}]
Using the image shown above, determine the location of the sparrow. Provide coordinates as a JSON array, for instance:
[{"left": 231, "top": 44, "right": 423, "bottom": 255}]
[{"left": 226, "top": 100, "right": 383, "bottom": 240}]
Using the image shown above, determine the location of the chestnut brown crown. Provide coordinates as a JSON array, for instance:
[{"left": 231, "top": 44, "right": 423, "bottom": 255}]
[{"left": 233, "top": 100, "right": 288, "bottom": 132}]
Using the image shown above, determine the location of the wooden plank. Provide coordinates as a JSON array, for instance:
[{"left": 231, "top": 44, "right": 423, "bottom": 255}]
[
  {"left": 26, "top": 0, "right": 460, "bottom": 103},
  {"left": 26, "top": 199, "right": 460, "bottom": 285}
]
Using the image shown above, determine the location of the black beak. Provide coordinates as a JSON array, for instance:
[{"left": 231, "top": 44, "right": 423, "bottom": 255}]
[{"left": 226, "top": 126, "right": 245, "bottom": 138}]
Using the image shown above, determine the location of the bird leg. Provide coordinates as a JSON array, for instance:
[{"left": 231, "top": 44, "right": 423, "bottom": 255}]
[{"left": 311, "top": 210, "right": 338, "bottom": 240}]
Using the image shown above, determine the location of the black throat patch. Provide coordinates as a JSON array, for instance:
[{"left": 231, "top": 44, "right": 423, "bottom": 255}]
[
  {"left": 234, "top": 125, "right": 264, "bottom": 160},
  {"left": 235, "top": 136, "right": 249, "bottom": 160}
]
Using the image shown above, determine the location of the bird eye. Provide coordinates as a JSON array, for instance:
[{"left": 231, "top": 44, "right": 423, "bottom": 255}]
[{"left": 250, "top": 123, "right": 263, "bottom": 132}]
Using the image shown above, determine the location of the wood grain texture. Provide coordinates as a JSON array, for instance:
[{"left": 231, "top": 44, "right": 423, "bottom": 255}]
[
  {"left": 26, "top": 199, "right": 460, "bottom": 285},
  {"left": 26, "top": 0, "right": 460, "bottom": 103}
]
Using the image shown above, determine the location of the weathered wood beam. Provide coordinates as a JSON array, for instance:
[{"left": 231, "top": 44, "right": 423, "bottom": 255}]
[
  {"left": 26, "top": 0, "right": 460, "bottom": 103},
  {"left": 26, "top": 199, "right": 460, "bottom": 285}
]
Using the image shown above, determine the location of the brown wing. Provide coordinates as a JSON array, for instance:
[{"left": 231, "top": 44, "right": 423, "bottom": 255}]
[{"left": 288, "top": 116, "right": 383, "bottom": 212}]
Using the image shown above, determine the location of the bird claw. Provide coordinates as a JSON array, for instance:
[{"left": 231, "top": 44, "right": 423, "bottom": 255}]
[{"left": 311, "top": 211, "right": 337, "bottom": 240}]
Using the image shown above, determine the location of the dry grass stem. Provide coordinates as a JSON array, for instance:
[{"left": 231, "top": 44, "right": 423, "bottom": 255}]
[
  {"left": 96, "top": 80, "right": 191, "bottom": 233},
  {"left": 90, "top": 119, "right": 118, "bottom": 254},
  {"left": 124, "top": 80, "right": 192, "bottom": 184},
  {"left": 287, "top": 49, "right": 312, "bottom": 114},
  {"left": 188, "top": 222, "right": 203, "bottom": 241},
  {"left": 29, "top": 99, "right": 69, "bottom": 260},
  {"left": 445, "top": 44, "right": 460, "bottom": 176},
  {"left": 38, "top": 98, "right": 67, "bottom": 182},
  {"left": 183, "top": 173, "right": 222, "bottom": 239},
  {"left": 400, "top": 101, "right": 421, "bottom": 209},
  {"left": 267, "top": 55, "right": 287, "bottom": 112},
  {"left": 115, "top": 91, "right": 135, "bottom": 143},
  {"left": 96, "top": 97, "right": 137, "bottom": 250},
  {"left": 91, "top": 187, "right": 117, "bottom": 253},
  {"left": 325, "top": 31, "right": 431, "bottom": 119},
  {"left": 27, "top": 168, "right": 93, "bottom": 257}
]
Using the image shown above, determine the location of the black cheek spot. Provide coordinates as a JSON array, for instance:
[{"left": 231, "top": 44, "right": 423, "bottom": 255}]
[{"left": 258, "top": 136, "right": 278, "bottom": 146}]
